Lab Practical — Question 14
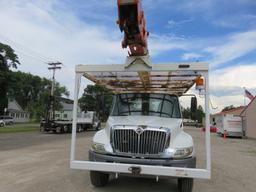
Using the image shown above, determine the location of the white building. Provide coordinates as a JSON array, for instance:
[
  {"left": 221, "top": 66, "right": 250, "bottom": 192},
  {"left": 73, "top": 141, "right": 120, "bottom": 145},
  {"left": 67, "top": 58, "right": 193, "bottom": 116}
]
[
  {"left": 240, "top": 97, "right": 256, "bottom": 139},
  {"left": 55, "top": 98, "right": 81, "bottom": 120},
  {"left": 7, "top": 99, "right": 30, "bottom": 123}
]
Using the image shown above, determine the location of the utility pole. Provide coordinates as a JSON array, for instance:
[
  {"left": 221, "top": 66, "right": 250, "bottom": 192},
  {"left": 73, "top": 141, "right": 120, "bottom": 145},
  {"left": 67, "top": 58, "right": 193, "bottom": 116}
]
[
  {"left": 0, "top": 51, "right": 8, "bottom": 116},
  {"left": 48, "top": 62, "right": 62, "bottom": 120}
]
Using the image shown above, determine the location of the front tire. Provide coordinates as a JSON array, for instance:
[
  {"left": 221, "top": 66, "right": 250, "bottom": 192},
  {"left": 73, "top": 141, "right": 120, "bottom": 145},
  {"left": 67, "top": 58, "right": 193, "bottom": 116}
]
[
  {"left": 63, "top": 125, "right": 69, "bottom": 133},
  {"left": 56, "top": 126, "right": 62, "bottom": 134},
  {"left": 178, "top": 178, "right": 194, "bottom": 192},
  {"left": 95, "top": 122, "right": 101, "bottom": 131},
  {"left": 90, "top": 171, "right": 109, "bottom": 187}
]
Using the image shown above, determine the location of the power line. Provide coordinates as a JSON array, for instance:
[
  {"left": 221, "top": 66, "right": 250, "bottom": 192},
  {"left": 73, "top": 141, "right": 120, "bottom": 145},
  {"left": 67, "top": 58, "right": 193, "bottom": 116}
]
[
  {"left": 0, "top": 33, "right": 60, "bottom": 64},
  {"left": 14, "top": 49, "right": 48, "bottom": 64},
  {"left": 0, "top": 33, "right": 56, "bottom": 62}
]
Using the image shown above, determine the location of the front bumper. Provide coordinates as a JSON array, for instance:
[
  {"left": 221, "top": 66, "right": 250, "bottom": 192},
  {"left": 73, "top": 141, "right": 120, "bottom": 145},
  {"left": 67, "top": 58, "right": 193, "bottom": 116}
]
[{"left": 89, "top": 150, "right": 196, "bottom": 168}]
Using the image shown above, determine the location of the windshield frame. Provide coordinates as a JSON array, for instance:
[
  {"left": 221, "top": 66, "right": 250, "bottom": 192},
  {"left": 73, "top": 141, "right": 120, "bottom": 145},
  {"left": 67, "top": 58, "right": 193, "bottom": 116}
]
[{"left": 110, "top": 93, "right": 182, "bottom": 118}]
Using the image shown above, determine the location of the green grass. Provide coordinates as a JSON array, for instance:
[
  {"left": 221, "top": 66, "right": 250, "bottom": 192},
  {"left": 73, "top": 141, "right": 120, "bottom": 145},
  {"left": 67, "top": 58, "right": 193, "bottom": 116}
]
[
  {"left": 0, "top": 123, "right": 39, "bottom": 133},
  {"left": 241, "top": 150, "right": 256, "bottom": 157}
]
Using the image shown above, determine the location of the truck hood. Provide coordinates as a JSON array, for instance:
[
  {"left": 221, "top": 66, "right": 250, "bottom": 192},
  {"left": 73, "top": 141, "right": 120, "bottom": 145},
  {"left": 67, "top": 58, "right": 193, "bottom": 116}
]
[{"left": 107, "top": 115, "right": 182, "bottom": 130}]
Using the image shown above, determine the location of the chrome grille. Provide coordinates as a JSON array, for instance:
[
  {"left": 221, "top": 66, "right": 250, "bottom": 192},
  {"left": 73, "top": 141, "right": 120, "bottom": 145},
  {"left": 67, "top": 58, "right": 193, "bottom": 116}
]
[{"left": 112, "top": 127, "right": 169, "bottom": 156}]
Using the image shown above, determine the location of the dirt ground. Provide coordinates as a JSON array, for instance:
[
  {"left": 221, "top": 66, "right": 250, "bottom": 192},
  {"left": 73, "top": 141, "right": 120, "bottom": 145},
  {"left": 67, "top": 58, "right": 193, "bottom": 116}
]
[{"left": 0, "top": 128, "right": 256, "bottom": 192}]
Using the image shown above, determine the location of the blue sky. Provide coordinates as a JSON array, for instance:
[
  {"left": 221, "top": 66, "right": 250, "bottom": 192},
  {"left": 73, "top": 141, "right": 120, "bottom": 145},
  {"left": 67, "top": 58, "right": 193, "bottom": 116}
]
[
  {"left": 54, "top": 0, "right": 256, "bottom": 67},
  {"left": 0, "top": 0, "right": 256, "bottom": 111}
]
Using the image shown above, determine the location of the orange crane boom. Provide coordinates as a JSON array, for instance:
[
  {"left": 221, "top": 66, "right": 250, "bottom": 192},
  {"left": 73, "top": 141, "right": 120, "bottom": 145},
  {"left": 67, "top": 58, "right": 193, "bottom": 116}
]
[{"left": 117, "top": 0, "right": 149, "bottom": 56}]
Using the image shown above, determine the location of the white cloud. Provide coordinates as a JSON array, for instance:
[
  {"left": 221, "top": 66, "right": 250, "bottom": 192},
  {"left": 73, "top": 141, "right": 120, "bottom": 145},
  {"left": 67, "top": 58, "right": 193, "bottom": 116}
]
[
  {"left": 167, "top": 18, "right": 194, "bottom": 28},
  {"left": 0, "top": 1, "right": 196, "bottom": 97},
  {"left": 213, "top": 14, "right": 256, "bottom": 29},
  {"left": 149, "top": 35, "right": 188, "bottom": 56},
  {"left": 205, "top": 30, "right": 256, "bottom": 67},
  {"left": 210, "top": 64, "right": 256, "bottom": 89},
  {"left": 180, "top": 64, "right": 256, "bottom": 113},
  {"left": 0, "top": 0, "right": 127, "bottom": 97},
  {"left": 0, "top": 0, "right": 197, "bottom": 97},
  {"left": 1, "top": 0, "right": 256, "bottom": 111},
  {"left": 149, "top": 29, "right": 256, "bottom": 67},
  {"left": 209, "top": 64, "right": 256, "bottom": 112},
  {"left": 182, "top": 53, "right": 203, "bottom": 60}
]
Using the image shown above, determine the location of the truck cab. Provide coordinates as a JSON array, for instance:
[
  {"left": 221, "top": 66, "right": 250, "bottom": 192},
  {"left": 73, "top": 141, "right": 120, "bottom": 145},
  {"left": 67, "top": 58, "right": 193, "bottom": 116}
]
[{"left": 89, "top": 92, "right": 196, "bottom": 189}]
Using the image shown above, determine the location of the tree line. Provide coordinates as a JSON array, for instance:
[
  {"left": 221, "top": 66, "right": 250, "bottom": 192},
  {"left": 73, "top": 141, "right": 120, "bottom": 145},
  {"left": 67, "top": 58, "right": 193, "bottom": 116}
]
[
  {"left": 79, "top": 84, "right": 112, "bottom": 122},
  {"left": 1, "top": 42, "right": 232, "bottom": 123},
  {"left": 0, "top": 42, "right": 69, "bottom": 120},
  {"left": 182, "top": 105, "right": 205, "bottom": 123},
  {"left": 9, "top": 71, "right": 69, "bottom": 120}
]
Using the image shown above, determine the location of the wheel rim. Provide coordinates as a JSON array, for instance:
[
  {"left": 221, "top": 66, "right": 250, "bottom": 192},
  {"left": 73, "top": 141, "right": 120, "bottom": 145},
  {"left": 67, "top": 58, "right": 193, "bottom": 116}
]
[
  {"left": 64, "top": 126, "right": 68, "bottom": 133},
  {"left": 56, "top": 127, "right": 61, "bottom": 133}
]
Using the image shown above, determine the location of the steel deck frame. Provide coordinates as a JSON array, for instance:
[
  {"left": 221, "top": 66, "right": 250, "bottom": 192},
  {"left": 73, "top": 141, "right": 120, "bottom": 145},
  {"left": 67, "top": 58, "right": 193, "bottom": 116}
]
[{"left": 70, "top": 60, "right": 211, "bottom": 179}]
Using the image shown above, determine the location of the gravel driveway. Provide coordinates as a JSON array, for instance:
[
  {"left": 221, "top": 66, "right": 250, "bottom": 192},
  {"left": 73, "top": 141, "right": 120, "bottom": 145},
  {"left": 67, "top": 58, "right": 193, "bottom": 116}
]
[{"left": 0, "top": 128, "right": 256, "bottom": 192}]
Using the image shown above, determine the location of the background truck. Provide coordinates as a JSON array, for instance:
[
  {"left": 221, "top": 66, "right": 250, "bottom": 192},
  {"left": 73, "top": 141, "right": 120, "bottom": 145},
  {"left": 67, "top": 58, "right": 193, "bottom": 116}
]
[
  {"left": 40, "top": 111, "right": 100, "bottom": 133},
  {"left": 40, "top": 96, "right": 101, "bottom": 133},
  {"left": 215, "top": 114, "right": 243, "bottom": 137}
]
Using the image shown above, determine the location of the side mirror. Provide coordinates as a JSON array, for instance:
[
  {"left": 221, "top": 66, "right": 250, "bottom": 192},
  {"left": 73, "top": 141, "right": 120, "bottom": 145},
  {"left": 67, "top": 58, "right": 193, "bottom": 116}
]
[{"left": 191, "top": 97, "right": 197, "bottom": 120}]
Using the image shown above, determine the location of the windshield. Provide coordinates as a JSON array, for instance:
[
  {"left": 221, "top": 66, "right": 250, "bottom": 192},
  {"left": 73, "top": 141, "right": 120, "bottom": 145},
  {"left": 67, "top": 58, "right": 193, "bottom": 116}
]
[{"left": 110, "top": 93, "right": 181, "bottom": 118}]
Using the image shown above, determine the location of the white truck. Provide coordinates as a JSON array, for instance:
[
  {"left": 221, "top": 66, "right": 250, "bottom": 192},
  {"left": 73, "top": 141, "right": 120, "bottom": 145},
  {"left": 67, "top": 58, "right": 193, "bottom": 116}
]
[
  {"left": 78, "top": 111, "right": 101, "bottom": 131},
  {"left": 69, "top": 57, "right": 211, "bottom": 192},
  {"left": 215, "top": 114, "right": 243, "bottom": 137},
  {"left": 70, "top": 1, "right": 211, "bottom": 191},
  {"left": 40, "top": 111, "right": 100, "bottom": 133}
]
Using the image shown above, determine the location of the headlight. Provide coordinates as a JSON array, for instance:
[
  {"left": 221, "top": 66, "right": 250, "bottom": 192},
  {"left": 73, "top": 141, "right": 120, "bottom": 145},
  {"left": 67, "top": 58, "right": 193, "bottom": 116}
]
[
  {"left": 173, "top": 147, "right": 193, "bottom": 159},
  {"left": 91, "top": 143, "right": 106, "bottom": 154}
]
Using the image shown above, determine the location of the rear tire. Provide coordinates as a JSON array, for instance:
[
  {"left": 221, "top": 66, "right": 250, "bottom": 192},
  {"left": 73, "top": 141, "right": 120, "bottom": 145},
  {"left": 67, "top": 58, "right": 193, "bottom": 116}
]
[
  {"left": 178, "top": 178, "right": 194, "bottom": 192},
  {"left": 63, "top": 125, "right": 69, "bottom": 133},
  {"left": 77, "top": 125, "right": 82, "bottom": 132},
  {"left": 40, "top": 126, "right": 45, "bottom": 132},
  {"left": 96, "top": 122, "right": 101, "bottom": 131},
  {"left": 56, "top": 126, "right": 62, "bottom": 134},
  {"left": 90, "top": 171, "right": 109, "bottom": 187}
]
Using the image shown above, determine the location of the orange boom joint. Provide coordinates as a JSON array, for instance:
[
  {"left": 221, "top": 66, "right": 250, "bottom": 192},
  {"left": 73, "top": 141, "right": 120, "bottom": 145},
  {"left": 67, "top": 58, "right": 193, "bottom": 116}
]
[{"left": 117, "top": 0, "right": 149, "bottom": 56}]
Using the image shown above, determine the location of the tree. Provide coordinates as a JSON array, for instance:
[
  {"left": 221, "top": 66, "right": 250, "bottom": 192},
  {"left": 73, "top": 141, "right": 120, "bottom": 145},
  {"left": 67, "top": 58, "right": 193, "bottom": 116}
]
[
  {"left": 181, "top": 105, "right": 205, "bottom": 123},
  {"left": 8, "top": 71, "right": 69, "bottom": 120},
  {"left": 182, "top": 107, "right": 191, "bottom": 119},
  {"left": 79, "top": 85, "right": 112, "bottom": 121},
  {"left": 196, "top": 105, "right": 205, "bottom": 123},
  {"left": 0, "top": 43, "right": 20, "bottom": 115},
  {"left": 0, "top": 43, "right": 20, "bottom": 68}
]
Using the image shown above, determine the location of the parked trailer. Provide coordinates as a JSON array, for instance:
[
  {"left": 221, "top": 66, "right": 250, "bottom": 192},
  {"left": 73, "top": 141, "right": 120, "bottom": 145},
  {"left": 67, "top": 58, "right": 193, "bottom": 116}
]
[{"left": 215, "top": 114, "right": 243, "bottom": 137}]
